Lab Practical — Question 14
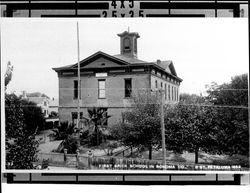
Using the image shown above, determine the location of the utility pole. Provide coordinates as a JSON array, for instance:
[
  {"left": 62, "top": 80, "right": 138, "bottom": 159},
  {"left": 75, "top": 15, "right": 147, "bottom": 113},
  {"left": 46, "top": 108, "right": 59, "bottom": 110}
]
[
  {"left": 160, "top": 89, "right": 166, "bottom": 167},
  {"left": 76, "top": 22, "right": 81, "bottom": 147}
]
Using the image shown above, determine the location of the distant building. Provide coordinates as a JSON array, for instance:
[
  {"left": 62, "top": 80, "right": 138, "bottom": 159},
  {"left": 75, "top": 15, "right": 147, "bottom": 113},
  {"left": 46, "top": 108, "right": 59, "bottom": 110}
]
[
  {"left": 22, "top": 91, "right": 50, "bottom": 118},
  {"left": 48, "top": 98, "right": 59, "bottom": 115},
  {"left": 53, "top": 31, "right": 182, "bottom": 127}
]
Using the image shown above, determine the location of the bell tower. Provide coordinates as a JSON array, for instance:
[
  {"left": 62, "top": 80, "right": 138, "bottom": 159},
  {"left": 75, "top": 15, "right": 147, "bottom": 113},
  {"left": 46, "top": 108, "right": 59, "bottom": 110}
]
[{"left": 117, "top": 31, "right": 140, "bottom": 58}]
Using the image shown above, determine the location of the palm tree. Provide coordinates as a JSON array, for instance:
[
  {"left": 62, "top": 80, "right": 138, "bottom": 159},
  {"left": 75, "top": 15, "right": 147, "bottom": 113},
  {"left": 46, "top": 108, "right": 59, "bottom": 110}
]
[
  {"left": 52, "top": 121, "right": 75, "bottom": 140},
  {"left": 87, "top": 107, "right": 111, "bottom": 146}
]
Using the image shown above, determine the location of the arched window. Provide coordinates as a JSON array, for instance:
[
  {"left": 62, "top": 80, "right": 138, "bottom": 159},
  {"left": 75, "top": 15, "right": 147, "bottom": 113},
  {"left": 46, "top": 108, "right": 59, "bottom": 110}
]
[{"left": 124, "top": 37, "right": 131, "bottom": 50}]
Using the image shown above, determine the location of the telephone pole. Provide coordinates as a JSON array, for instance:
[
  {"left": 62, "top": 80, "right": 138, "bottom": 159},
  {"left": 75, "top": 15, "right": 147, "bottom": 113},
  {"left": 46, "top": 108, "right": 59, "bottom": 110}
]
[
  {"left": 76, "top": 22, "right": 81, "bottom": 147},
  {"left": 160, "top": 89, "right": 166, "bottom": 167}
]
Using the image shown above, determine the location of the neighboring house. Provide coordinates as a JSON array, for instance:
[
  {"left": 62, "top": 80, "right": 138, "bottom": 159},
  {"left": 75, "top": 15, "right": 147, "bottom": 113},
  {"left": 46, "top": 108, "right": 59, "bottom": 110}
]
[
  {"left": 53, "top": 31, "right": 182, "bottom": 127},
  {"left": 22, "top": 91, "right": 50, "bottom": 118},
  {"left": 48, "top": 98, "right": 59, "bottom": 115}
]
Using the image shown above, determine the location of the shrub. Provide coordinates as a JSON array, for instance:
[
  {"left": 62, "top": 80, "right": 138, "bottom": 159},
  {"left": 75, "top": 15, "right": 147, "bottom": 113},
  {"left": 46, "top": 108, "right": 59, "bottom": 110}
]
[
  {"left": 61, "top": 136, "right": 78, "bottom": 154},
  {"left": 212, "top": 154, "right": 249, "bottom": 168}
]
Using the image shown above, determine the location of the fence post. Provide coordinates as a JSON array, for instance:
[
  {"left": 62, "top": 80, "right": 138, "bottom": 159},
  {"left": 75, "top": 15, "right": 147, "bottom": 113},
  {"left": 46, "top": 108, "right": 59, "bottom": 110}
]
[
  {"left": 76, "top": 149, "right": 80, "bottom": 168},
  {"left": 64, "top": 148, "right": 67, "bottom": 163}
]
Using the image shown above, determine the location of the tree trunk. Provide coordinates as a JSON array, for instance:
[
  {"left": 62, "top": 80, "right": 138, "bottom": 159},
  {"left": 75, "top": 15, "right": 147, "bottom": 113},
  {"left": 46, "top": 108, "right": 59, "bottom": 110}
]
[
  {"left": 148, "top": 145, "right": 152, "bottom": 160},
  {"left": 195, "top": 148, "right": 199, "bottom": 164}
]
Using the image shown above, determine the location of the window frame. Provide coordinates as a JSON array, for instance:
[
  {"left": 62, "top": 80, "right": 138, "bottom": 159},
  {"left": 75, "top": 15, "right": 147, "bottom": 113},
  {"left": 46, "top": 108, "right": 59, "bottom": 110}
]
[
  {"left": 124, "top": 78, "right": 132, "bottom": 98},
  {"left": 165, "top": 83, "right": 167, "bottom": 100},
  {"left": 73, "top": 80, "right": 81, "bottom": 99},
  {"left": 98, "top": 79, "right": 106, "bottom": 99},
  {"left": 168, "top": 85, "right": 170, "bottom": 100},
  {"left": 172, "top": 86, "right": 174, "bottom": 101}
]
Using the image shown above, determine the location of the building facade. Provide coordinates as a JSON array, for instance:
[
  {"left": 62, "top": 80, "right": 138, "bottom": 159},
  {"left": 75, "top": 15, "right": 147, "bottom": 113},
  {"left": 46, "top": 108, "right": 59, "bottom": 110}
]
[{"left": 53, "top": 31, "right": 182, "bottom": 127}]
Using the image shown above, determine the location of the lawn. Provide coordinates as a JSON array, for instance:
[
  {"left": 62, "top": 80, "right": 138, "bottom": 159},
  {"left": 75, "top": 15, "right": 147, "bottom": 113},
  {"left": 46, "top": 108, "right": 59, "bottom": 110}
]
[{"left": 135, "top": 149, "right": 249, "bottom": 168}]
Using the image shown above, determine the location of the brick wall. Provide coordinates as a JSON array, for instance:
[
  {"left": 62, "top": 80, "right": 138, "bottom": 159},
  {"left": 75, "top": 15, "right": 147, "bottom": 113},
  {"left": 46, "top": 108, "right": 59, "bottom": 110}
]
[{"left": 58, "top": 72, "right": 150, "bottom": 126}]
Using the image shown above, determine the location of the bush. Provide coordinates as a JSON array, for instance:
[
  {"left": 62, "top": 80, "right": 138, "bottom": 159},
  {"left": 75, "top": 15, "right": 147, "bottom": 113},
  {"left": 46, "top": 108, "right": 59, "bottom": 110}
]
[
  {"left": 52, "top": 121, "right": 75, "bottom": 140},
  {"left": 80, "top": 129, "right": 105, "bottom": 147},
  {"left": 61, "top": 136, "right": 78, "bottom": 154},
  {"left": 172, "top": 154, "right": 187, "bottom": 163},
  {"left": 212, "top": 154, "right": 249, "bottom": 168}
]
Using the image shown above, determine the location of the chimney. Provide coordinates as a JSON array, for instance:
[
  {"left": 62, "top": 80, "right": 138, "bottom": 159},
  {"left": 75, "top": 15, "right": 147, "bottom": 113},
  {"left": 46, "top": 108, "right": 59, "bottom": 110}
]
[{"left": 157, "top": 60, "right": 161, "bottom": 65}]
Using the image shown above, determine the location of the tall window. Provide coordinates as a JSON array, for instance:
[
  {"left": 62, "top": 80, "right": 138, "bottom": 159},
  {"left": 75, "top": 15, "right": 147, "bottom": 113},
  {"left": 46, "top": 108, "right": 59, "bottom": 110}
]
[
  {"left": 155, "top": 80, "right": 158, "bottom": 88},
  {"left": 177, "top": 88, "right": 178, "bottom": 102},
  {"left": 98, "top": 79, "right": 106, "bottom": 98},
  {"left": 172, "top": 86, "right": 174, "bottom": 101},
  {"left": 168, "top": 85, "right": 170, "bottom": 100},
  {"left": 165, "top": 83, "right": 167, "bottom": 100},
  {"left": 74, "top": 80, "right": 81, "bottom": 99},
  {"left": 161, "top": 82, "right": 163, "bottom": 89},
  {"left": 125, "top": 78, "right": 132, "bottom": 98},
  {"left": 174, "top": 87, "right": 176, "bottom": 101}
]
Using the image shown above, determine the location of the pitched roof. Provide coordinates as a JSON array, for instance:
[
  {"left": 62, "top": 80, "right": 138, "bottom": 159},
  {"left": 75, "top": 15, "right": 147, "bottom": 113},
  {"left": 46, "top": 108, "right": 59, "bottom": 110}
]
[
  {"left": 152, "top": 60, "right": 177, "bottom": 76},
  {"left": 52, "top": 51, "right": 130, "bottom": 71},
  {"left": 52, "top": 51, "right": 181, "bottom": 81},
  {"left": 27, "top": 96, "right": 48, "bottom": 105},
  {"left": 113, "top": 54, "right": 147, "bottom": 64},
  {"left": 154, "top": 60, "right": 172, "bottom": 74},
  {"left": 117, "top": 31, "right": 140, "bottom": 38},
  {"left": 26, "top": 92, "right": 49, "bottom": 98}
]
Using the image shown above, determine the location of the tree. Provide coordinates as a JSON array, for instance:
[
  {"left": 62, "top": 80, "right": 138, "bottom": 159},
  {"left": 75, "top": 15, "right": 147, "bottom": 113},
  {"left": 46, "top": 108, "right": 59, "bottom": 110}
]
[
  {"left": 61, "top": 135, "right": 78, "bottom": 154},
  {"left": 5, "top": 94, "right": 26, "bottom": 138},
  {"left": 20, "top": 99, "right": 45, "bottom": 134},
  {"left": 87, "top": 107, "right": 111, "bottom": 146},
  {"left": 110, "top": 91, "right": 161, "bottom": 159},
  {"left": 164, "top": 104, "right": 218, "bottom": 164},
  {"left": 165, "top": 74, "right": 249, "bottom": 164},
  {"left": 206, "top": 74, "right": 249, "bottom": 156},
  {"left": 6, "top": 132, "right": 39, "bottom": 169},
  {"left": 5, "top": 65, "right": 39, "bottom": 169},
  {"left": 52, "top": 121, "right": 75, "bottom": 140},
  {"left": 5, "top": 94, "right": 39, "bottom": 169},
  {"left": 206, "top": 74, "right": 248, "bottom": 107},
  {"left": 179, "top": 93, "right": 206, "bottom": 104}
]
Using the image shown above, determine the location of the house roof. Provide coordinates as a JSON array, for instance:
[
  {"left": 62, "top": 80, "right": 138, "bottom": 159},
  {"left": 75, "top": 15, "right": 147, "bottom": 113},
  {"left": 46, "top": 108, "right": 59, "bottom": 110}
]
[
  {"left": 117, "top": 31, "right": 140, "bottom": 38},
  {"left": 152, "top": 60, "right": 177, "bottom": 76},
  {"left": 113, "top": 54, "right": 147, "bottom": 64},
  {"left": 27, "top": 96, "right": 48, "bottom": 105},
  {"left": 26, "top": 92, "right": 49, "bottom": 98},
  {"left": 52, "top": 51, "right": 182, "bottom": 81},
  {"left": 52, "top": 51, "right": 130, "bottom": 71}
]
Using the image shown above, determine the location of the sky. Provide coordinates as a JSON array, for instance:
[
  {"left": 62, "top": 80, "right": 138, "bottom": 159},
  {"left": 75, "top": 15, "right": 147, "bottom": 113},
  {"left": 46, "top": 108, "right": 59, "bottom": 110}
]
[{"left": 1, "top": 18, "right": 248, "bottom": 99}]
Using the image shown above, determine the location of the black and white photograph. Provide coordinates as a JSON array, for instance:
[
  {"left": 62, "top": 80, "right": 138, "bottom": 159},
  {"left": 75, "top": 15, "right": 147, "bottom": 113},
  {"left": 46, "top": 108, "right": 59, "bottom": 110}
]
[{"left": 1, "top": 18, "right": 248, "bottom": 173}]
